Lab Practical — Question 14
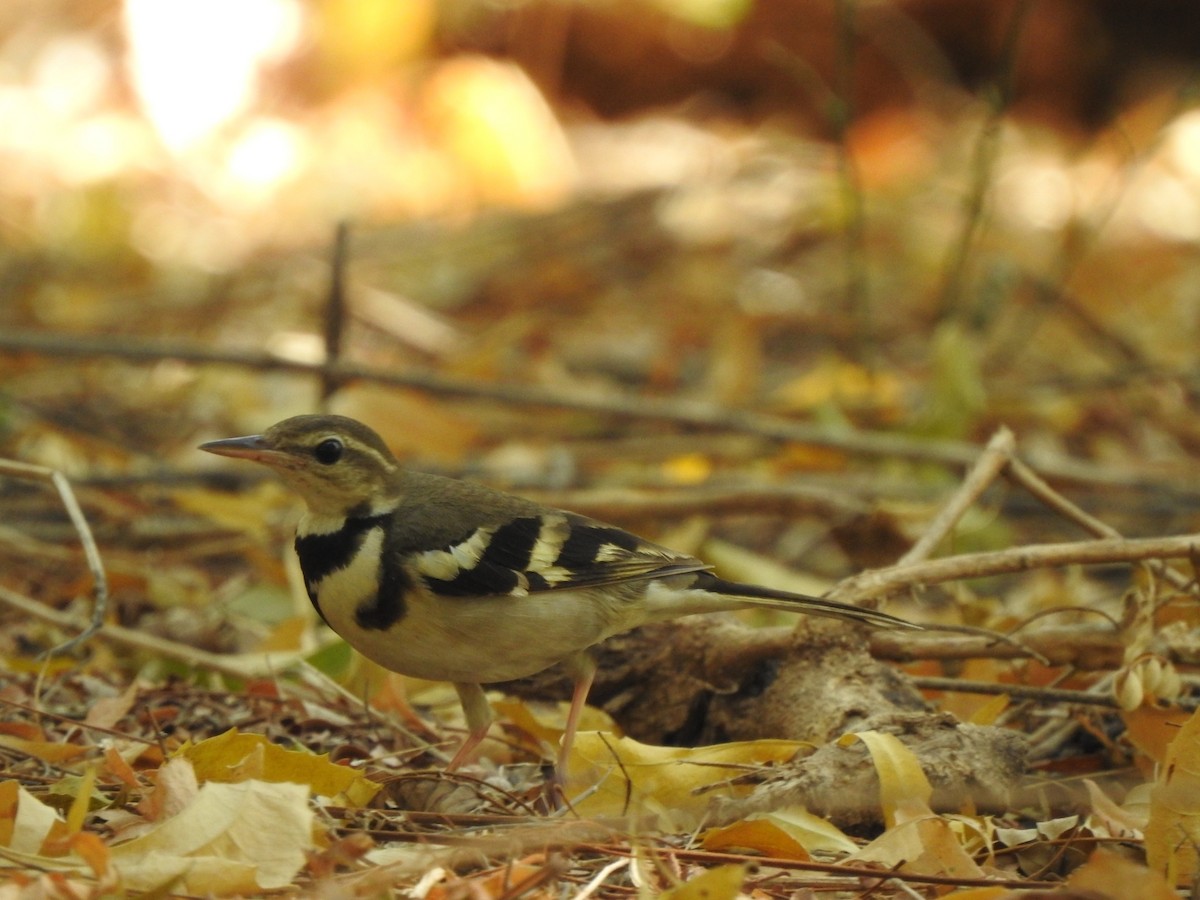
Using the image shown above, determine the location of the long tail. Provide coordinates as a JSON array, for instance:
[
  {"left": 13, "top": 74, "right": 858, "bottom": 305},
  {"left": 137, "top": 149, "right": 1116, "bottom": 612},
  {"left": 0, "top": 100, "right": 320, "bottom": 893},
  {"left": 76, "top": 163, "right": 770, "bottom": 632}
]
[{"left": 693, "top": 572, "right": 919, "bottom": 630}]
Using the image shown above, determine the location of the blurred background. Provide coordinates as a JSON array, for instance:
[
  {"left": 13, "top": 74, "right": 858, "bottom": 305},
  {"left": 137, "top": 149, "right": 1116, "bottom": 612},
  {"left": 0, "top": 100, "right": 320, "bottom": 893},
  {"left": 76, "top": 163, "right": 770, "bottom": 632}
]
[
  {"left": 4, "top": 0, "right": 1200, "bottom": 656},
  {"left": 4, "top": 0, "right": 1200, "bottom": 445}
]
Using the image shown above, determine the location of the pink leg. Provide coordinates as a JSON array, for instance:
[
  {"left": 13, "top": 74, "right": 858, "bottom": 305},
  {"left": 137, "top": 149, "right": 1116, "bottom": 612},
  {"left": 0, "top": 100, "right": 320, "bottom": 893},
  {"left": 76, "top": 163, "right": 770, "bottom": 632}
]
[
  {"left": 447, "top": 682, "right": 492, "bottom": 771},
  {"left": 558, "top": 655, "right": 597, "bottom": 773}
]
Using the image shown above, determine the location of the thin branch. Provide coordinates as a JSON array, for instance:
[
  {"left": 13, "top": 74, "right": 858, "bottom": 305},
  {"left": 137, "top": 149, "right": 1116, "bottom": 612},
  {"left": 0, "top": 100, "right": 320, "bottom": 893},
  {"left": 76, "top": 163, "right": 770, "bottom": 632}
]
[
  {"left": 1005, "top": 455, "right": 1194, "bottom": 594},
  {"left": 321, "top": 220, "right": 351, "bottom": 402},
  {"left": 899, "top": 426, "right": 1015, "bottom": 565},
  {"left": 870, "top": 624, "right": 1127, "bottom": 668},
  {"left": 831, "top": 532, "right": 1200, "bottom": 606},
  {"left": 0, "top": 459, "right": 108, "bottom": 655},
  {"left": 910, "top": 675, "right": 1122, "bottom": 708},
  {"left": 0, "top": 583, "right": 301, "bottom": 679}
]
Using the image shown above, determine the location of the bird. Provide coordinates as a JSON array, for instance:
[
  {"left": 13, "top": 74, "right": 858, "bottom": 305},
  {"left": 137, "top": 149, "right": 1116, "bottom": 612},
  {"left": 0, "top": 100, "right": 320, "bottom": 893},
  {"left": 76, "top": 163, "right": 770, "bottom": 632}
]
[{"left": 199, "top": 414, "right": 919, "bottom": 771}]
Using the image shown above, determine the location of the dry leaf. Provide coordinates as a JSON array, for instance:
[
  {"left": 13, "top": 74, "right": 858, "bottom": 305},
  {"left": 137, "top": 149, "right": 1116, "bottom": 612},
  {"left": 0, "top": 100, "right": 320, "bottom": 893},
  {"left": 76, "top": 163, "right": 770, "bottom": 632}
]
[
  {"left": 659, "top": 863, "right": 748, "bottom": 900},
  {"left": 1122, "top": 705, "right": 1191, "bottom": 766},
  {"left": 1145, "top": 705, "right": 1200, "bottom": 885},
  {"left": 84, "top": 682, "right": 140, "bottom": 731},
  {"left": 109, "top": 779, "right": 314, "bottom": 893},
  {"left": 177, "top": 727, "right": 379, "bottom": 806},
  {"left": 838, "top": 729, "right": 933, "bottom": 826},
  {"left": 140, "top": 757, "right": 200, "bottom": 823},
  {"left": 563, "top": 733, "right": 807, "bottom": 829},
  {"left": 852, "top": 803, "right": 986, "bottom": 879},
  {"left": 0, "top": 781, "right": 66, "bottom": 855},
  {"left": 492, "top": 695, "right": 617, "bottom": 756},
  {"left": 967, "top": 693, "right": 1010, "bottom": 726},
  {"left": 1084, "top": 779, "right": 1146, "bottom": 837},
  {"left": 701, "top": 807, "right": 857, "bottom": 859},
  {"left": 102, "top": 746, "right": 142, "bottom": 789},
  {"left": 0, "top": 735, "right": 89, "bottom": 766},
  {"left": 1067, "top": 848, "right": 1175, "bottom": 899}
]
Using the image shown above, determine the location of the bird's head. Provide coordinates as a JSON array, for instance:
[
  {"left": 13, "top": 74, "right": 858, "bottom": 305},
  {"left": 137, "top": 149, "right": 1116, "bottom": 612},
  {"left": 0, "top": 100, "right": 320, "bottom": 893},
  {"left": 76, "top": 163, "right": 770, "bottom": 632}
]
[{"left": 199, "top": 414, "right": 401, "bottom": 518}]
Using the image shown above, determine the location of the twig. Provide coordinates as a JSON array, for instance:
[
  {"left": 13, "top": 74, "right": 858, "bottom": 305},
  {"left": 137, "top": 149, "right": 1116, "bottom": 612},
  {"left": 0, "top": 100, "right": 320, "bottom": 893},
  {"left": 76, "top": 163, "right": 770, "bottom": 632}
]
[
  {"left": 1004, "top": 456, "right": 1120, "bottom": 538},
  {"left": 321, "top": 221, "right": 351, "bottom": 402},
  {"left": 910, "top": 675, "right": 1121, "bottom": 708},
  {"left": 1005, "top": 456, "right": 1194, "bottom": 593},
  {"left": 0, "top": 583, "right": 301, "bottom": 679},
  {"left": 899, "top": 426, "right": 1015, "bottom": 565},
  {"left": 0, "top": 459, "right": 107, "bottom": 656},
  {"left": 579, "top": 844, "right": 1062, "bottom": 892},
  {"left": 830, "top": 532, "right": 1200, "bottom": 606},
  {"left": 870, "top": 624, "right": 1125, "bottom": 669}
]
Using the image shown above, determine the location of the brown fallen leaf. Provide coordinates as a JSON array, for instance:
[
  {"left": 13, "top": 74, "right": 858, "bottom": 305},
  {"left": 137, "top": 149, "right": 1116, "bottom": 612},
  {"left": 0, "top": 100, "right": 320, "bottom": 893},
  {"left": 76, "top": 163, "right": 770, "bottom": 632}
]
[{"left": 1145, "top": 705, "right": 1200, "bottom": 885}]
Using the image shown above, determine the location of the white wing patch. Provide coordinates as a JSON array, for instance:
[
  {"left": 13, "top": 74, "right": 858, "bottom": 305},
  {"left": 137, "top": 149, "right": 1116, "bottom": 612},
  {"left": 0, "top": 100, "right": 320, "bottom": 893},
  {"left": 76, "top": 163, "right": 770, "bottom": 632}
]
[
  {"left": 529, "top": 515, "right": 574, "bottom": 585},
  {"left": 414, "top": 526, "right": 495, "bottom": 580},
  {"left": 529, "top": 514, "right": 569, "bottom": 567},
  {"left": 595, "top": 542, "right": 632, "bottom": 562}
]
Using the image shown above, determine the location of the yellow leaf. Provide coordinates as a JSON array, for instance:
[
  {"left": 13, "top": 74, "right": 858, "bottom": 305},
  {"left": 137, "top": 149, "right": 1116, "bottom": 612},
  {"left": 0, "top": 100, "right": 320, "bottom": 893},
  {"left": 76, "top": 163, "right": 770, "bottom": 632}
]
[
  {"left": 109, "top": 779, "right": 313, "bottom": 893},
  {"left": 1146, "top": 705, "right": 1200, "bottom": 885},
  {"left": 839, "top": 730, "right": 932, "bottom": 827},
  {"left": 967, "top": 693, "right": 1009, "bottom": 726},
  {"left": 659, "top": 863, "right": 748, "bottom": 900},
  {"left": 771, "top": 356, "right": 903, "bottom": 415},
  {"left": 177, "top": 728, "right": 379, "bottom": 807},
  {"left": 853, "top": 809, "right": 985, "bottom": 879},
  {"left": 492, "top": 696, "right": 618, "bottom": 756},
  {"left": 0, "top": 735, "right": 90, "bottom": 765},
  {"left": 702, "top": 817, "right": 810, "bottom": 859},
  {"left": 174, "top": 482, "right": 289, "bottom": 542},
  {"left": 661, "top": 453, "right": 713, "bottom": 485},
  {"left": 1068, "top": 848, "right": 1176, "bottom": 900},
  {"left": 70, "top": 831, "right": 110, "bottom": 879},
  {"left": 256, "top": 615, "right": 311, "bottom": 652},
  {"left": 0, "top": 781, "right": 65, "bottom": 855},
  {"left": 1084, "top": 778, "right": 1147, "bottom": 836},
  {"left": 65, "top": 765, "right": 97, "bottom": 835},
  {"left": 702, "top": 807, "right": 857, "bottom": 859},
  {"left": 562, "top": 733, "right": 808, "bottom": 829},
  {"left": 1124, "top": 705, "right": 1192, "bottom": 765}
]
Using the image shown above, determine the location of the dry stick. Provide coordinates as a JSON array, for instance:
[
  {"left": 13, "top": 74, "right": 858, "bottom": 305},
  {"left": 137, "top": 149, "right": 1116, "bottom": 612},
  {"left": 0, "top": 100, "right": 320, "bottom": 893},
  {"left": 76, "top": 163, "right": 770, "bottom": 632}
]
[
  {"left": 829, "top": 533, "right": 1200, "bottom": 606},
  {"left": 0, "top": 459, "right": 108, "bottom": 655},
  {"left": 1, "top": 328, "right": 1191, "bottom": 491},
  {"left": 321, "top": 221, "right": 350, "bottom": 403},
  {"left": 898, "top": 426, "right": 1015, "bottom": 566},
  {"left": 1000, "top": 452, "right": 1190, "bottom": 744},
  {"left": 1005, "top": 456, "right": 1193, "bottom": 593},
  {"left": 910, "top": 675, "right": 1122, "bottom": 708},
  {"left": 869, "top": 624, "right": 1126, "bottom": 668},
  {"left": 0, "top": 583, "right": 297, "bottom": 679},
  {"left": 873, "top": 427, "right": 1050, "bottom": 665}
]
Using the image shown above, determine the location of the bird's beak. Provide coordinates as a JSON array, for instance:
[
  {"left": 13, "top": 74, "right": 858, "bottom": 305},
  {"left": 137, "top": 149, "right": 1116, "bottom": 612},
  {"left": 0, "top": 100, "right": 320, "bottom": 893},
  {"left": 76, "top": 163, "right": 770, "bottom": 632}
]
[{"left": 198, "top": 434, "right": 277, "bottom": 463}]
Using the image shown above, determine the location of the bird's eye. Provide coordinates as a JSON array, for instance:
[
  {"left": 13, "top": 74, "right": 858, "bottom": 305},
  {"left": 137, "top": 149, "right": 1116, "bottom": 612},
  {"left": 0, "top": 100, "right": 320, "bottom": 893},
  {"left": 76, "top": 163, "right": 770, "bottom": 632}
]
[{"left": 314, "top": 438, "right": 343, "bottom": 465}]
